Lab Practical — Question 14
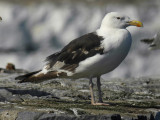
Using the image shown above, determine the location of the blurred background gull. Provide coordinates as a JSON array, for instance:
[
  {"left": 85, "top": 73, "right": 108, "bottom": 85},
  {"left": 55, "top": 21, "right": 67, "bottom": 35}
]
[{"left": 0, "top": 0, "right": 160, "bottom": 79}]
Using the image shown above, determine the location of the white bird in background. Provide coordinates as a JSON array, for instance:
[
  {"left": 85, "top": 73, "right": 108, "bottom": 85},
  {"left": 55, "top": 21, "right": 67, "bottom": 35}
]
[
  {"left": 16, "top": 12, "right": 143, "bottom": 105},
  {"left": 141, "top": 32, "right": 160, "bottom": 50}
]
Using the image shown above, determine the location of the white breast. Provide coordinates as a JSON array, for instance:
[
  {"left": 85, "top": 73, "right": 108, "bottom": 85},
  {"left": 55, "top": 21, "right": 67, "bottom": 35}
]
[{"left": 73, "top": 28, "right": 132, "bottom": 78}]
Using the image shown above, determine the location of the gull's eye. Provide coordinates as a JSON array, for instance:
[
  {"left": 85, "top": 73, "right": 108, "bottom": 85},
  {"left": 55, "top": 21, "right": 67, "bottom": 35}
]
[{"left": 116, "top": 17, "right": 121, "bottom": 20}]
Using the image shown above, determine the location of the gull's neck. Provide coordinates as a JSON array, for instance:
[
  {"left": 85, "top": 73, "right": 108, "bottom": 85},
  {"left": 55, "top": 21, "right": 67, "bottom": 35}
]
[{"left": 97, "top": 26, "right": 125, "bottom": 37}]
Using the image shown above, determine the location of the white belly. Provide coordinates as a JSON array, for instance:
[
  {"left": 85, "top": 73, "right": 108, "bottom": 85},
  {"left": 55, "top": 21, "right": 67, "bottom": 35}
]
[{"left": 73, "top": 31, "right": 132, "bottom": 78}]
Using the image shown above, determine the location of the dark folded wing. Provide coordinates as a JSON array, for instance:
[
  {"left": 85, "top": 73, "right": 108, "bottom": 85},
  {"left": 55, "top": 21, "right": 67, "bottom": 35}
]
[{"left": 45, "top": 32, "right": 104, "bottom": 72}]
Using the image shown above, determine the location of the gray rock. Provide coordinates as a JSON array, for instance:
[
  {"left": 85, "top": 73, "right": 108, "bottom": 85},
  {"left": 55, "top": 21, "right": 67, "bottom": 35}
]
[
  {"left": 38, "top": 113, "right": 56, "bottom": 120},
  {"left": 0, "top": 72, "right": 160, "bottom": 119},
  {"left": 16, "top": 111, "right": 44, "bottom": 120},
  {"left": 39, "top": 115, "right": 112, "bottom": 120},
  {"left": 0, "top": 68, "right": 28, "bottom": 74},
  {"left": 0, "top": 110, "right": 19, "bottom": 120},
  {"left": 0, "top": 89, "right": 22, "bottom": 102},
  {"left": 79, "top": 115, "right": 110, "bottom": 120},
  {"left": 38, "top": 114, "right": 76, "bottom": 120}
]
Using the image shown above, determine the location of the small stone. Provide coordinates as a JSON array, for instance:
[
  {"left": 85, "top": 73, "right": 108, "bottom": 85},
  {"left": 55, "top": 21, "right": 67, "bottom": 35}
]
[
  {"left": 6, "top": 63, "right": 15, "bottom": 70},
  {"left": 70, "top": 108, "right": 87, "bottom": 116}
]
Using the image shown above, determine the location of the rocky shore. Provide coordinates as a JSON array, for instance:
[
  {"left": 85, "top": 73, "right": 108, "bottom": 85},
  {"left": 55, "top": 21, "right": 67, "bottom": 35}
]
[{"left": 0, "top": 66, "right": 160, "bottom": 120}]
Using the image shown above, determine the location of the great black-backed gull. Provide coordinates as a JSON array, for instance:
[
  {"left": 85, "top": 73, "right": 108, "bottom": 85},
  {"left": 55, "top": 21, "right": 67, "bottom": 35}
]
[{"left": 16, "top": 12, "right": 143, "bottom": 105}]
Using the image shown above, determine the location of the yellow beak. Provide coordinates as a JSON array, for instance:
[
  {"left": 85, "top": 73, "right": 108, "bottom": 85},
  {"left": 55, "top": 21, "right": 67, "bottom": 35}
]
[{"left": 129, "top": 20, "right": 143, "bottom": 27}]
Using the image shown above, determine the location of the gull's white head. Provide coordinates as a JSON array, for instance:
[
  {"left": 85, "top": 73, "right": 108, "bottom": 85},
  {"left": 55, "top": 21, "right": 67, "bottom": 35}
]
[{"left": 100, "top": 12, "right": 143, "bottom": 29}]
